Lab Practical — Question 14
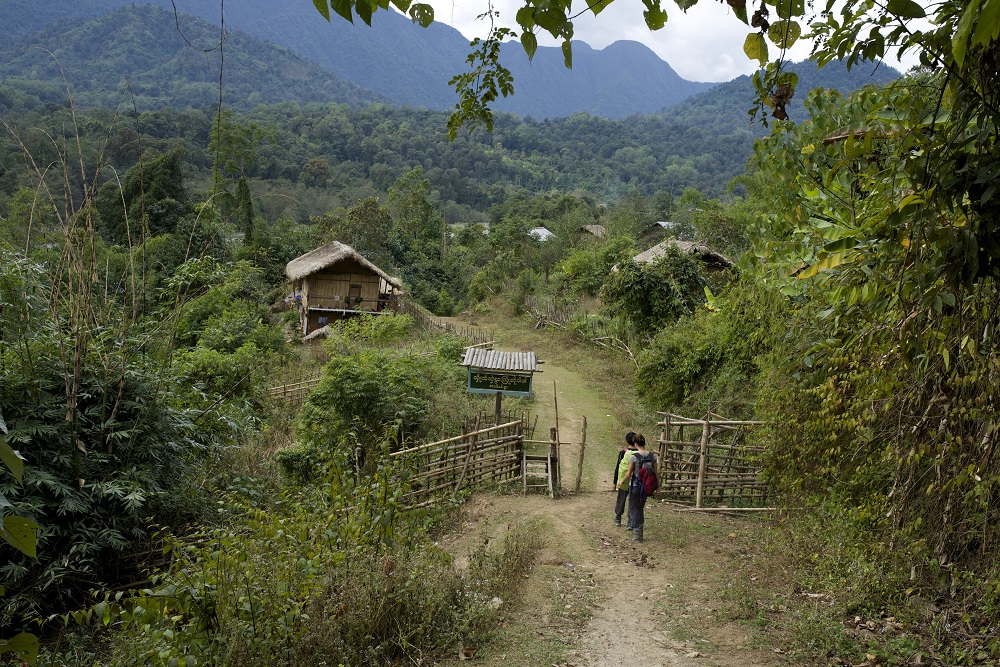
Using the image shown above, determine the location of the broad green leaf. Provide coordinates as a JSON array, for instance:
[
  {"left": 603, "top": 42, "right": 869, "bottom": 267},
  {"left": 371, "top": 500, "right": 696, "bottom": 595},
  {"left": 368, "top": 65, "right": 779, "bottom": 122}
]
[
  {"left": 731, "top": 0, "right": 748, "bottom": 24},
  {"left": 562, "top": 40, "right": 573, "bottom": 68},
  {"left": 589, "top": 0, "right": 614, "bottom": 15},
  {"left": 356, "top": 0, "right": 375, "bottom": 25},
  {"left": 886, "top": 0, "right": 925, "bottom": 18},
  {"left": 521, "top": 32, "right": 538, "bottom": 60},
  {"left": 768, "top": 20, "right": 801, "bottom": 48},
  {"left": 391, "top": 0, "right": 411, "bottom": 12},
  {"left": 312, "top": 0, "right": 331, "bottom": 21},
  {"left": 535, "top": 9, "right": 568, "bottom": 35},
  {"left": 516, "top": 7, "right": 536, "bottom": 29},
  {"left": 822, "top": 238, "right": 860, "bottom": 253},
  {"left": 797, "top": 251, "right": 850, "bottom": 279},
  {"left": 0, "top": 440, "right": 23, "bottom": 482},
  {"left": 0, "top": 490, "right": 10, "bottom": 510},
  {"left": 644, "top": 5, "right": 668, "bottom": 29},
  {"left": 2, "top": 515, "right": 38, "bottom": 558},
  {"left": 704, "top": 285, "right": 717, "bottom": 310},
  {"left": 409, "top": 3, "right": 434, "bottom": 27},
  {"left": 330, "top": 0, "right": 355, "bottom": 23},
  {"left": 774, "top": 0, "right": 804, "bottom": 19},
  {"left": 744, "top": 32, "right": 769, "bottom": 65},
  {"left": 0, "top": 633, "right": 39, "bottom": 664},
  {"left": 972, "top": 0, "right": 1000, "bottom": 48}
]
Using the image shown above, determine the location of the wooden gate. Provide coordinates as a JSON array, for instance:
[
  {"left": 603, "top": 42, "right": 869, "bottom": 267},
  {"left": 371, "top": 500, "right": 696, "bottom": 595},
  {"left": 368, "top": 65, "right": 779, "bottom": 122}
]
[{"left": 656, "top": 412, "right": 767, "bottom": 508}]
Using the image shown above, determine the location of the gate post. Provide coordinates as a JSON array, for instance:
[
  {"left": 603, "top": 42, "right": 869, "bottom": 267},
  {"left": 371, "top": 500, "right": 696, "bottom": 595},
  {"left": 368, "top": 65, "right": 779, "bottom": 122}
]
[
  {"left": 549, "top": 426, "right": 560, "bottom": 493},
  {"left": 696, "top": 416, "right": 711, "bottom": 508}
]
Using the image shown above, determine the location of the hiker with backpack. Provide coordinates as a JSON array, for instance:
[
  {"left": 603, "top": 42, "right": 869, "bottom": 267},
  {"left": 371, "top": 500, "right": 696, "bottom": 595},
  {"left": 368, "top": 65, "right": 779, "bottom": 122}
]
[
  {"left": 623, "top": 433, "right": 658, "bottom": 542},
  {"left": 613, "top": 431, "right": 637, "bottom": 528}
]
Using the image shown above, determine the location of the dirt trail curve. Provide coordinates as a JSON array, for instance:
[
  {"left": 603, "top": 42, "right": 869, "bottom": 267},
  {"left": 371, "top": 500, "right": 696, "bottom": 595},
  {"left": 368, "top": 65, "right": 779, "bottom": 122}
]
[{"left": 438, "top": 318, "right": 778, "bottom": 667}]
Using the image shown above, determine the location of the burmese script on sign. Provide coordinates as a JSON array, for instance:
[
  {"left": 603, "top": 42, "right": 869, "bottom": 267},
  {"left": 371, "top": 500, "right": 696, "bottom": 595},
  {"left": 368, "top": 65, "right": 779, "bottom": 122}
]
[{"left": 469, "top": 371, "right": 532, "bottom": 394}]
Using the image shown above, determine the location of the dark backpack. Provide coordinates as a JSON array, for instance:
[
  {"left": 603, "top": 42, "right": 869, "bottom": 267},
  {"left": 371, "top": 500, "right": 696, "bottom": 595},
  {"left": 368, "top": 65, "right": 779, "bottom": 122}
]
[{"left": 634, "top": 453, "right": 658, "bottom": 499}]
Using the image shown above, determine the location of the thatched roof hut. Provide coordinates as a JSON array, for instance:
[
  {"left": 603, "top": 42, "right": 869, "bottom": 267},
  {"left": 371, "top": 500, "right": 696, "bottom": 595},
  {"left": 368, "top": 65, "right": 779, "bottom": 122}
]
[
  {"left": 286, "top": 241, "right": 403, "bottom": 288},
  {"left": 578, "top": 224, "right": 606, "bottom": 238},
  {"left": 633, "top": 239, "right": 733, "bottom": 270},
  {"left": 285, "top": 241, "right": 403, "bottom": 335}
]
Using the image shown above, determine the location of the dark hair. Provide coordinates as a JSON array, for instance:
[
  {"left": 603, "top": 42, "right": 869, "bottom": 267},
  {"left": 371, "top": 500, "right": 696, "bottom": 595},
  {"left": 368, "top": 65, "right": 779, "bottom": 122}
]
[
  {"left": 633, "top": 433, "right": 646, "bottom": 449},
  {"left": 625, "top": 431, "right": 636, "bottom": 446}
]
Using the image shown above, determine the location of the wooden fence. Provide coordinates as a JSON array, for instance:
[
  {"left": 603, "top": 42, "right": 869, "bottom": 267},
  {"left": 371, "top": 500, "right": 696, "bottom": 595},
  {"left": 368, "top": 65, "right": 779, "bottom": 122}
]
[
  {"left": 390, "top": 418, "right": 526, "bottom": 508},
  {"left": 264, "top": 374, "right": 322, "bottom": 402},
  {"left": 655, "top": 412, "right": 767, "bottom": 508},
  {"left": 393, "top": 297, "right": 494, "bottom": 345}
]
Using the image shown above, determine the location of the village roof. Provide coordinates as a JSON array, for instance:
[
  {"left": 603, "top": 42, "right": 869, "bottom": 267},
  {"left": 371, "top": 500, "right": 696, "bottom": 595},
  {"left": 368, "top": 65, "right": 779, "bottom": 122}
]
[
  {"left": 528, "top": 227, "right": 557, "bottom": 241},
  {"left": 460, "top": 348, "right": 542, "bottom": 372},
  {"left": 285, "top": 240, "right": 403, "bottom": 288},
  {"left": 579, "top": 224, "right": 606, "bottom": 238},
  {"left": 633, "top": 239, "right": 733, "bottom": 269}
]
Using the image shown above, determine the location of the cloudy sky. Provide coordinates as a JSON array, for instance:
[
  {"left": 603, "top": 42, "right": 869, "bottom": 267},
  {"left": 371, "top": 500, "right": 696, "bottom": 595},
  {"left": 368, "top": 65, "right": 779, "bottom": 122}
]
[{"left": 425, "top": 0, "right": 918, "bottom": 82}]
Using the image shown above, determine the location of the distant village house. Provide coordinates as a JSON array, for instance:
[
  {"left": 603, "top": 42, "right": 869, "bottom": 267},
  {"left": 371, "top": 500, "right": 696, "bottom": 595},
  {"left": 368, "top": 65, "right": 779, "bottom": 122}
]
[
  {"left": 285, "top": 241, "right": 403, "bottom": 335},
  {"left": 633, "top": 239, "right": 733, "bottom": 272}
]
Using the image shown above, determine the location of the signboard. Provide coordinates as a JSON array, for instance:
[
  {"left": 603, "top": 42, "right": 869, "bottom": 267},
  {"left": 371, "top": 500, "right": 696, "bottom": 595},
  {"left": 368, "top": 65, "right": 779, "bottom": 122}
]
[{"left": 467, "top": 369, "right": 533, "bottom": 397}]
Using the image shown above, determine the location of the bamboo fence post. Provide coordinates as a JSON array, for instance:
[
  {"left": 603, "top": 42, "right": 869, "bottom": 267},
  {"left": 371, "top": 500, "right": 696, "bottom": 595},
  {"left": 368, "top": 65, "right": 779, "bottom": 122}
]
[
  {"left": 454, "top": 417, "right": 480, "bottom": 497},
  {"left": 696, "top": 416, "right": 711, "bottom": 508},
  {"left": 552, "top": 381, "right": 561, "bottom": 491},
  {"left": 661, "top": 414, "right": 671, "bottom": 472},
  {"left": 575, "top": 416, "right": 587, "bottom": 493},
  {"left": 549, "top": 427, "right": 558, "bottom": 497}
]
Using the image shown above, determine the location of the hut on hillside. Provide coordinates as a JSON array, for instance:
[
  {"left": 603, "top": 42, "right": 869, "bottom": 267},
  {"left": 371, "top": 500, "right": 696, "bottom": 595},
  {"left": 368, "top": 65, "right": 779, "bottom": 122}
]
[
  {"left": 528, "top": 226, "right": 557, "bottom": 241},
  {"left": 578, "top": 224, "right": 606, "bottom": 238},
  {"left": 638, "top": 221, "right": 682, "bottom": 243},
  {"left": 285, "top": 241, "right": 403, "bottom": 335},
  {"left": 633, "top": 239, "right": 733, "bottom": 272}
]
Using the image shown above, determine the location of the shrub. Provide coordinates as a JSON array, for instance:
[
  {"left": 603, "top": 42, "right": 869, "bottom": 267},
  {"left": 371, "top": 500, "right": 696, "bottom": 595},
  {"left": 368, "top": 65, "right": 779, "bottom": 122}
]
[{"left": 0, "top": 340, "right": 201, "bottom": 622}]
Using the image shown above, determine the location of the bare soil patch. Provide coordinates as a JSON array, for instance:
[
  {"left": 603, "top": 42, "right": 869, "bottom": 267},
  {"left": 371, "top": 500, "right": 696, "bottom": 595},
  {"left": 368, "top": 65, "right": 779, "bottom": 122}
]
[{"left": 439, "top": 490, "right": 778, "bottom": 667}]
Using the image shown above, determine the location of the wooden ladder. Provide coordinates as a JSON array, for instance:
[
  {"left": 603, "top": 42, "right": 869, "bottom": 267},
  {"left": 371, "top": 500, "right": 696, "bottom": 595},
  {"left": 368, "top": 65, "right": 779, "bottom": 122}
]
[{"left": 522, "top": 452, "right": 554, "bottom": 498}]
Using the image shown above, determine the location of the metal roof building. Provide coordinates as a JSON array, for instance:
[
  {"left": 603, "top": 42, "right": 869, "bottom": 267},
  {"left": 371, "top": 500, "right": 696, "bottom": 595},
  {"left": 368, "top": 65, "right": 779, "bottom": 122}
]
[{"left": 460, "top": 349, "right": 542, "bottom": 372}]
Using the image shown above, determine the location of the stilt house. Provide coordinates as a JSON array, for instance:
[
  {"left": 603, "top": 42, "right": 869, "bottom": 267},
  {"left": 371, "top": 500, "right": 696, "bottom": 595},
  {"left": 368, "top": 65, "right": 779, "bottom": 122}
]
[{"left": 285, "top": 241, "right": 403, "bottom": 335}]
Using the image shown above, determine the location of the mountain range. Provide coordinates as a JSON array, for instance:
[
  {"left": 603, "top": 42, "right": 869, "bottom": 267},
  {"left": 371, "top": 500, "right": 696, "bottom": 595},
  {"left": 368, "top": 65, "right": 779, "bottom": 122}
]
[{"left": 0, "top": 0, "right": 898, "bottom": 121}]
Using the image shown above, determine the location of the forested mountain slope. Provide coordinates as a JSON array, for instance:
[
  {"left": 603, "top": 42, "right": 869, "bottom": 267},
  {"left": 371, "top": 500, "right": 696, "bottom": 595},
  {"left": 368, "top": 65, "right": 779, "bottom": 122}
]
[
  {"left": 1, "top": 0, "right": 715, "bottom": 119},
  {"left": 667, "top": 59, "right": 902, "bottom": 133},
  {"left": 0, "top": 5, "right": 387, "bottom": 112}
]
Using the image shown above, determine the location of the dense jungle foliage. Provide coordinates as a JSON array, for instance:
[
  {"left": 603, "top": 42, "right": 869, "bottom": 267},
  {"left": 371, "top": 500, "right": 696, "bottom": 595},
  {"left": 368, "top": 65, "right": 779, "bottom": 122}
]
[{"left": 1, "top": 0, "right": 999, "bottom": 663}]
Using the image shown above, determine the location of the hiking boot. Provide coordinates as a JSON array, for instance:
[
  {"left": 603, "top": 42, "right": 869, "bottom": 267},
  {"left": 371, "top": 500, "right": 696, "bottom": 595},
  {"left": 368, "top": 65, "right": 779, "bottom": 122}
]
[
  {"left": 614, "top": 517, "right": 622, "bottom": 526},
  {"left": 633, "top": 528, "right": 643, "bottom": 542}
]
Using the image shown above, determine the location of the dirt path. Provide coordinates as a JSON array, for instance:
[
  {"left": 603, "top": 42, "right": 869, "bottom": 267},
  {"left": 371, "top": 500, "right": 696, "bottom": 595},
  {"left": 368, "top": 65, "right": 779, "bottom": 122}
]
[{"left": 436, "top": 315, "right": 778, "bottom": 667}]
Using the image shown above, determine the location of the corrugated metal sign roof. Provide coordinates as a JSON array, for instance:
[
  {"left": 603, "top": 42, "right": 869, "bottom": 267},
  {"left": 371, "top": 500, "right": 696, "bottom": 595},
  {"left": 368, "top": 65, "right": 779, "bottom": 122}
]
[{"left": 460, "top": 348, "right": 541, "bottom": 372}]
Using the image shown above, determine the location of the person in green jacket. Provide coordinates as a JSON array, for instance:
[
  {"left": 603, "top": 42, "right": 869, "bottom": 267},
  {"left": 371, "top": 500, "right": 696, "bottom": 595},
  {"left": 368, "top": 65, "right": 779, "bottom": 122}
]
[{"left": 613, "top": 432, "right": 636, "bottom": 527}]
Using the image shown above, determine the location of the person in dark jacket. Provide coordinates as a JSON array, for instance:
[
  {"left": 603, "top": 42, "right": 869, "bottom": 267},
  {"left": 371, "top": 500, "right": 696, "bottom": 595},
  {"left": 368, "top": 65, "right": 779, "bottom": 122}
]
[
  {"left": 623, "top": 433, "right": 657, "bottom": 542},
  {"left": 613, "top": 432, "right": 636, "bottom": 527}
]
